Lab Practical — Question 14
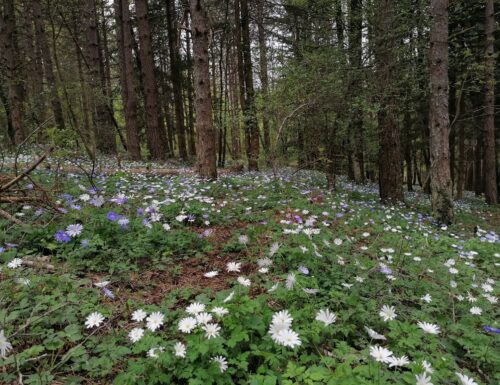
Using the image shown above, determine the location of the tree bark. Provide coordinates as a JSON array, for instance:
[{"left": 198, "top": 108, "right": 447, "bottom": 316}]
[
  {"left": 185, "top": 15, "right": 197, "bottom": 157},
  {"left": 114, "top": 0, "right": 141, "bottom": 160},
  {"left": 374, "top": 0, "right": 403, "bottom": 203},
  {"left": 229, "top": 49, "right": 241, "bottom": 160},
  {"left": 240, "top": 0, "right": 259, "bottom": 171},
  {"left": 166, "top": 0, "right": 188, "bottom": 160},
  {"left": 483, "top": 0, "right": 497, "bottom": 204},
  {"left": 32, "top": 0, "right": 65, "bottom": 131},
  {"left": 2, "top": 0, "right": 25, "bottom": 144},
  {"left": 475, "top": 129, "right": 483, "bottom": 196},
  {"left": 429, "top": 0, "right": 453, "bottom": 223},
  {"left": 27, "top": 8, "right": 46, "bottom": 130},
  {"left": 189, "top": 0, "right": 217, "bottom": 179},
  {"left": 135, "top": 0, "right": 167, "bottom": 160},
  {"left": 456, "top": 105, "right": 465, "bottom": 200},
  {"left": 256, "top": 0, "right": 270, "bottom": 153},
  {"left": 349, "top": 0, "right": 364, "bottom": 183},
  {"left": 85, "top": 0, "right": 116, "bottom": 154}
]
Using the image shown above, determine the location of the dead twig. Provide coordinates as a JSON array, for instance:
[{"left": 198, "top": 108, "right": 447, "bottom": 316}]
[
  {"left": 1, "top": 146, "right": 54, "bottom": 192},
  {"left": 0, "top": 208, "right": 24, "bottom": 225}
]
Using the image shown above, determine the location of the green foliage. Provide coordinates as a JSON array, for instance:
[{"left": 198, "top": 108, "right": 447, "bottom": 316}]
[{"left": 0, "top": 169, "right": 498, "bottom": 384}]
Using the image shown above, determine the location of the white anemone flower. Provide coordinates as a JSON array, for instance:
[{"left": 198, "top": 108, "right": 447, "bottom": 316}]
[{"left": 315, "top": 309, "right": 336, "bottom": 326}]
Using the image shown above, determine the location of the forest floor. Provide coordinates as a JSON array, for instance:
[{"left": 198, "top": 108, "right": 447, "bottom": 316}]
[{"left": 0, "top": 156, "right": 499, "bottom": 385}]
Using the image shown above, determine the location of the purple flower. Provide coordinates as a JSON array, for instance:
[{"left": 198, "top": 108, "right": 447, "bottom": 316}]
[
  {"left": 483, "top": 326, "right": 500, "bottom": 334},
  {"left": 298, "top": 266, "right": 309, "bottom": 275},
  {"left": 35, "top": 208, "right": 44, "bottom": 217},
  {"left": 187, "top": 214, "right": 196, "bottom": 222},
  {"left": 379, "top": 265, "right": 393, "bottom": 275},
  {"left": 294, "top": 215, "right": 303, "bottom": 224},
  {"left": 55, "top": 230, "right": 71, "bottom": 243},
  {"left": 0, "top": 247, "right": 4, "bottom": 253},
  {"left": 102, "top": 287, "right": 115, "bottom": 300},
  {"left": 111, "top": 196, "right": 128, "bottom": 205},
  {"left": 136, "top": 208, "right": 145, "bottom": 216},
  {"left": 201, "top": 229, "right": 213, "bottom": 237},
  {"left": 107, "top": 211, "right": 120, "bottom": 221}
]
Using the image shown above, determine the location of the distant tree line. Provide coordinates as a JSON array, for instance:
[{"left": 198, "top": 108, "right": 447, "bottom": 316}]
[{"left": 0, "top": 0, "right": 498, "bottom": 222}]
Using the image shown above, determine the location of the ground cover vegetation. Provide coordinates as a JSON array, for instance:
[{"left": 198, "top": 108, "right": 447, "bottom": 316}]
[
  {"left": 0, "top": 157, "right": 498, "bottom": 384},
  {"left": 0, "top": 0, "right": 499, "bottom": 384}
]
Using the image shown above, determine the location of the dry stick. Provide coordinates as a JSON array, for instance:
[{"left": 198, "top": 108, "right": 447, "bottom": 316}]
[
  {"left": 0, "top": 147, "right": 54, "bottom": 192},
  {"left": 22, "top": 259, "right": 55, "bottom": 270},
  {"left": 0, "top": 197, "right": 46, "bottom": 203},
  {"left": 0, "top": 208, "right": 24, "bottom": 225}
]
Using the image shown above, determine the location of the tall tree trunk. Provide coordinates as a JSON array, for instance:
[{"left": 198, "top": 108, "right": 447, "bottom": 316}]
[
  {"left": 26, "top": 10, "right": 46, "bottom": 130},
  {"left": 475, "top": 129, "right": 483, "bottom": 196},
  {"left": 240, "top": 0, "right": 259, "bottom": 171},
  {"left": 349, "top": 0, "right": 364, "bottom": 183},
  {"left": 189, "top": 0, "right": 217, "bottom": 179},
  {"left": 229, "top": 50, "right": 241, "bottom": 159},
  {"left": 99, "top": 1, "right": 113, "bottom": 114},
  {"left": 456, "top": 102, "right": 465, "bottom": 199},
  {"left": 374, "top": 0, "right": 403, "bottom": 203},
  {"left": 234, "top": 0, "right": 246, "bottom": 112},
  {"left": 429, "top": 0, "right": 453, "bottom": 223},
  {"left": 85, "top": 0, "right": 116, "bottom": 154},
  {"left": 3, "top": 0, "right": 25, "bottom": 144},
  {"left": 135, "top": 0, "right": 167, "bottom": 160},
  {"left": 185, "top": 17, "right": 197, "bottom": 156},
  {"left": 483, "top": 0, "right": 497, "bottom": 204},
  {"left": 0, "top": 84, "right": 14, "bottom": 143},
  {"left": 114, "top": 0, "right": 141, "bottom": 160},
  {"left": 256, "top": 0, "right": 270, "bottom": 153},
  {"left": 166, "top": 0, "right": 188, "bottom": 160},
  {"left": 32, "top": 0, "right": 65, "bottom": 130},
  {"left": 74, "top": 12, "right": 94, "bottom": 157}
]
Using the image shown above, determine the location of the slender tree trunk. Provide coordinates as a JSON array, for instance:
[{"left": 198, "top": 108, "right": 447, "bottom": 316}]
[
  {"left": 26, "top": 11, "right": 46, "bottom": 130},
  {"left": 166, "top": 0, "right": 188, "bottom": 160},
  {"left": 429, "top": 0, "right": 453, "bottom": 223},
  {"left": 240, "top": 0, "right": 259, "bottom": 171},
  {"left": 229, "top": 50, "right": 241, "bottom": 159},
  {"left": 374, "top": 0, "right": 403, "bottom": 203},
  {"left": 349, "top": 0, "right": 364, "bottom": 183},
  {"left": 185, "top": 17, "right": 197, "bottom": 156},
  {"left": 475, "top": 129, "right": 483, "bottom": 196},
  {"left": 99, "top": 1, "right": 113, "bottom": 114},
  {"left": 85, "top": 0, "right": 116, "bottom": 154},
  {"left": 114, "top": 0, "right": 141, "bottom": 160},
  {"left": 3, "top": 0, "right": 25, "bottom": 144},
  {"left": 74, "top": 14, "right": 94, "bottom": 157},
  {"left": 189, "top": 0, "right": 217, "bottom": 179},
  {"left": 0, "top": 85, "right": 14, "bottom": 143},
  {"left": 483, "top": 0, "right": 497, "bottom": 204},
  {"left": 456, "top": 105, "right": 465, "bottom": 199},
  {"left": 32, "top": 0, "right": 65, "bottom": 130},
  {"left": 234, "top": 0, "right": 246, "bottom": 112},
  {"left": 256, "top": 0, "right": 270, "bottom": 153},
  {"left": 135, "top": 0, "right": 167, "bottom": 160}
]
